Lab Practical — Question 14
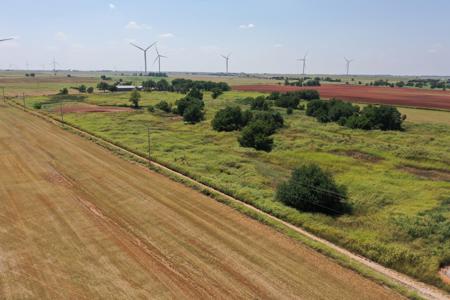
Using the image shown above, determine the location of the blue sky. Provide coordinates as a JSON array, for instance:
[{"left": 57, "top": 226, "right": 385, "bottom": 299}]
[{"left": 1, "top": 0, "right": 449, "bottom": 75}]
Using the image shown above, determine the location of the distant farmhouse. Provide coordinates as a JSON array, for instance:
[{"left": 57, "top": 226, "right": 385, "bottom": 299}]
[{"left": 116, "top": 85, "right": 143, "bottom": 91}]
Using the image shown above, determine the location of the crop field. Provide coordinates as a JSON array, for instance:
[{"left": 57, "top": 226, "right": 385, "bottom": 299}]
[
  {"left": 233, "top": 84, "right": 450, "bottom": 110},
  {"left": 0, "top": 104, "right": 407, "bottom": 299},
  {"left": 21, "top": 87, "right": 450, "bottom": 293}
]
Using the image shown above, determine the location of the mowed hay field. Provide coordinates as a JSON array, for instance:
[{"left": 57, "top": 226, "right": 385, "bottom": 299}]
[
  {"left": 23, "top": 89, "right": 450, "bottom": 291},
  {"left": 0, "top": 105, "right": 403, "bottom": 299}
]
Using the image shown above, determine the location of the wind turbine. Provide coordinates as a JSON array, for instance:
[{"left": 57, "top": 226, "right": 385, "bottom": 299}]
[
  {"left": 0, "top": 38, "right": 13, "bottom": 42},
  {"left": 153, "top": 46, "right": 167, "bottom": 74},
  {"left": 130, "top": 41, "right": 157, "bottom": 74},
  {"left": 51, "top": 57, "right": 59, "bottom": 76},
  {"left": 297, "top": 52, "right": 308, "bottom": 75},
  {"left": 221, "top": 53, "right": 231, "bottom": 73},
  {"left": 344, "top": 57, "right": 354, "bottom": 76}
]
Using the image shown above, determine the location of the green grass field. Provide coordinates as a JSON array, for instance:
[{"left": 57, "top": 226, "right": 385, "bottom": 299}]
[{"left": 21, "top": 89, "right": 450, "bottom": 290}]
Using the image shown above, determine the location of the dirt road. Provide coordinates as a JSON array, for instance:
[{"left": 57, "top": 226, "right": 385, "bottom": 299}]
[{"left": 0, "top": 105, "right": 403, "bottom": 299}]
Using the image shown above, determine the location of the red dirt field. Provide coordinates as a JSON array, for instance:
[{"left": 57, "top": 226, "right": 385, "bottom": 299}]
[
  {"left": 233, "top": 84, "right": 450, "bottom": 110},
  {"left": 53, "top": 103, "right": 133, "bottom": 113}
]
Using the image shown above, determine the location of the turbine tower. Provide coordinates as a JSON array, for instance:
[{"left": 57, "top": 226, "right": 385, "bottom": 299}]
[
  {"left": 130, "top": 41, "right": 157, "bottom": 73},
  {"left": 221, "top": 53, "right": 231, "bottom": 73},
  {"left": 297, "top": 52, "right": 308, "bottom": 75},
  {"left": 153, "top": 46, "right": 167, "bottom": 74},
  {"left": 345, "top": 57, "right": 354, "bottom": 76},
  {"left": 51, "top": 57, "right": 59, "bottom": 76}
]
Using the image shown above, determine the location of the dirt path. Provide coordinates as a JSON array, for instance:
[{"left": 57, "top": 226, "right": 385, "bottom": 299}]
[{"left": 0, "top": 104, "right": 404, "bottom": 299}]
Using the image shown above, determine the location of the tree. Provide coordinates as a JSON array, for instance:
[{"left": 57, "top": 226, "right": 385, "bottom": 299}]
[
  {"left": 78, "top": 85, "right": 87, "bottom": 93},
  {"left": 250, "top": 96, "right": 270, "bottom": 110},
  {"left": 176, "top": 96, "right": 204, "bottom": 116},
  {"left": 211, "top": 88, "right": 223, "bottom": 99},
  {"left": 97, "top": 81, "right": 109, "bottom": 92},
  {"left": 252, "top": 111, "right": 284, "bottom": 134},
  {"left": 129, "top": 90, "right": 141, "bottom": 108},
  {"left": 238, "top": 120, "right": 274, "bottom": 152},
  {"left": 187, "top": 88, "right": 203, "bottom": 100},
  {"left": 183, "top": 103, "right": 204, "bottom": 124},
  {"left": 358, "top": 105, "right": 403, "bottom": 131},
  {"left": 87, "top": 87, "right": 94, "bottom": 94},
  {"left": 155, "top": 100, "right": 171, "bottom": 112},
  {"left": 156, "top": 79, "right": 170, "bottom": 91},
  {"left": 212, "top": 106, "right": 247, "bottom": 131},
  {"left": 276, "top": 163, "right": 349, "bottom": 215},
  {"left": 59, "top": 88, "right": 69, "bottom": 95},
  {"left": 142, "top": 79, "right": 157, "bottom": 91}
]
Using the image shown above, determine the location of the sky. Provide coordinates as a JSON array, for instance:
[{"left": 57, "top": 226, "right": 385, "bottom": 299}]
[{"left": 1, "top": 0, "right": 449, "bottom": 75}]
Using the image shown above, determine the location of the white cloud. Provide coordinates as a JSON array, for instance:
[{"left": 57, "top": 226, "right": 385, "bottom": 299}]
[
  {"left": 125, "top": 21, "right": 151, "bottom": 30},
  {"left": 274, "top": 43, "right": 283, "bottom": 48},
  {"left": 427, "top": 43, "right": 443, "bottom": 54},
  {"left": 55, "top": 32, "right": 68, "bottom": 41},
  {"left": 159, "top": 33, "right": 174, "bottom": 38},
  {"left": 239, "top": 23, "right": 255, "bottom": 29},
  {"left": 109, "top": 3, "right": 115, "bottom": 9}
]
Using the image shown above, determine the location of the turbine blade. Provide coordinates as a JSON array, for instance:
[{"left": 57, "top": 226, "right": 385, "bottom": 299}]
[
  {"left": 130, "top": 42, "right": 145, "bottom": 51},
  {"left": 145, "top": 41, "right": 157, "bottom": 51},
  {"left": 153, "top": 56, "right": 159, "bottom": 64},
  {"left": 0, "top": 38, "right": 13, "bottom": 42}
]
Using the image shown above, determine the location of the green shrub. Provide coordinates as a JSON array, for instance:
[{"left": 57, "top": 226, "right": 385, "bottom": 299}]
[
  {"left": 183, "top": 103, "right": 204, "bottom": 124},
  {"left": 286, "top": 107, "right": 293, "bottom": 115},
  {"left": 238, "top": 120, "right": 274, "bottom": 152},
  {"left": 252, "top": 111, "right": 284, "bottom": 134},
  {"left": 250, "top": 96, "right": 270, "bottom": 111},
  {"left": 33, "top": 102, "right": 42, "bottom": 109},
  {"left": 176, "top": 96, "right": 204, "bottom": 116},
  {"left": 147, "top": 105, "right": 155, "bottom": 112},
  {"left": 155, "top": 100, "right": 172, "bottom": 112},
  {"left": 211, "top": 88, "right": 223, "bottom": 99},
  {"left": 276, "top": 163, "right": 349, "bottom": 215},
  {"left": 212, "top": 106, "right": 249, "bottom": 131},
  {"left": 187, "top": 88, "right": 203, "bottom": 100},
  {"left": 87, "top": 87, "right": 94, "bottom": 94}
]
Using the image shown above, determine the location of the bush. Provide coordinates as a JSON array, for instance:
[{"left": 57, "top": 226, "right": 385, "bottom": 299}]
[
  {"left": 87, "top": 87, "right": 94, "bottom": 94},
  {"left": 33, "top": 102, "right": 42, "bottom": 109},
  {"left": 252, "top": 111, "right": 284, "bottom": 134},
  {"left": 183, "top": 104, "right": 204, "bottom": 124},
  {"left": 176, "top": 96, "right": 204, "bottom": 116},
  {"left": 155, "top": 100, "right": 172, "bottom": 112},
  {"left": 212, "top": 106, "right": 249, "bottom": 131},
  {"left": 345, "top": 105, "right": 403, "bottom": 131},
  {"left": 59, "top": 88, "right": 69, "bottom": 95},
  {"left": 129, "top": 90, "right": 141, "bottom": 108},
  {"left": 147, "top": 105, "right": 155, "bottom": 112},
  {"left": 274, "top": 94, "right": 299, "bottom": 108},
  {"left": 238, "top": 120, "right": 274, "bottom": 152},
  {"left": 250, "top": 96, "right": 270, "bottom": 110},
  {"left": 296, "top": 89, "right": 320, "bottom": 101},
  {"left": 187, "top": 88, "right": 204, "bottom": 100},
  {"left": 211, "top": 88, "right": 223, "bottom": 99},
  {"left": 78, "top": 85, "right": 87, "bottom": 93},
  {"left": 276, "top": 163, "right": 349, "bottom": 215},
  {"left": 286, "top": 107, "right": 293, "bottom": 115}
]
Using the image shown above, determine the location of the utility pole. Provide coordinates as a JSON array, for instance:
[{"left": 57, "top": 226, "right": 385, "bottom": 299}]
[
  {"left": 60, "top": 102, "right": 64, "bottom": 124},
  {"left": 2, "top": 87, "right": 5, "bottom": 103},
  {"left": 22, "top": 93, "right": 25, "bottom": 110},
  {"left": 147, "top": 126, "right": 151, "bottom": 167}
]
